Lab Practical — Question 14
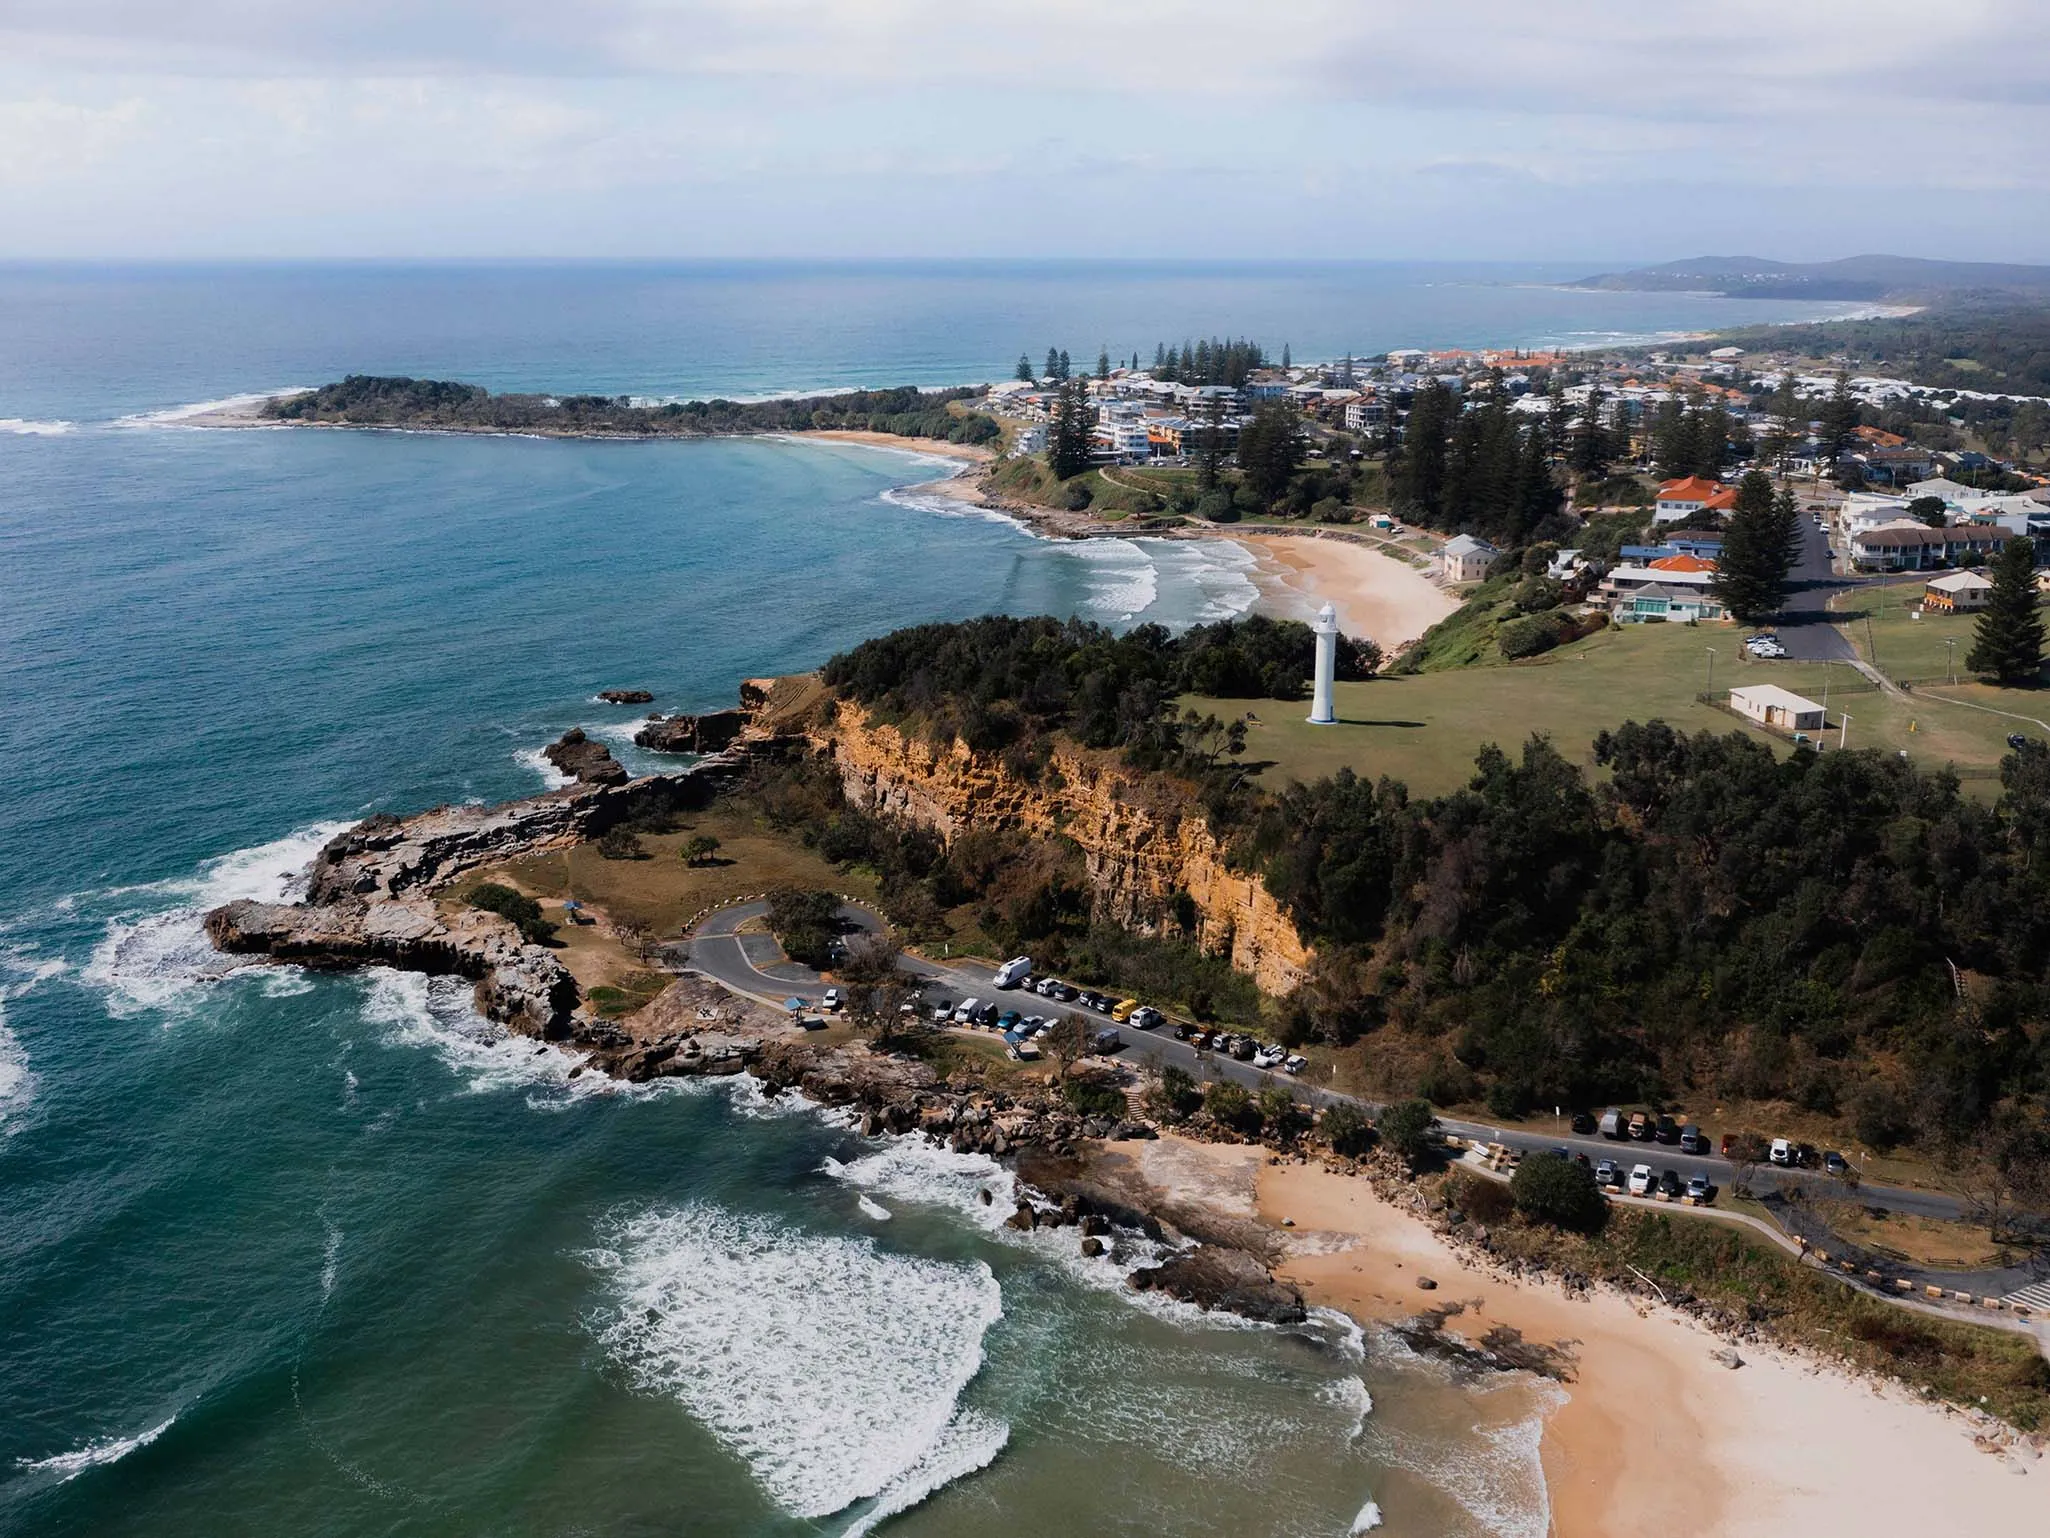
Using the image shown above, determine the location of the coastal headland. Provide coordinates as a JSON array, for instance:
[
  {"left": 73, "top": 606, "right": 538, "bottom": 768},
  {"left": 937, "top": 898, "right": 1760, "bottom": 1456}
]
[{"left": 201, "top": 667, "right": 2050, "bottom": 1535}]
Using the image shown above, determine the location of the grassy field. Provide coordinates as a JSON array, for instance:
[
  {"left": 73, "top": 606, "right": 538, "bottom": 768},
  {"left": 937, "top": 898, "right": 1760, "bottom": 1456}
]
[
  {"left": 479, "top": 804, "right": 877, "bottom": 941},
  {"left": 1188, "top": 620, "right": 2024, "bottom": 799}
]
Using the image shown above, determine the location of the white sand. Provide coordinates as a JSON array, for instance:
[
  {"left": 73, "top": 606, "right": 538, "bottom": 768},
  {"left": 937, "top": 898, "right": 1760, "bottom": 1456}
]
[
  {"left": 1235, "top": 533, "right": 1458, "bottom": 648},
  {"left": 1112, "top": 1139, "right": 2049, "bottom": 1538}
]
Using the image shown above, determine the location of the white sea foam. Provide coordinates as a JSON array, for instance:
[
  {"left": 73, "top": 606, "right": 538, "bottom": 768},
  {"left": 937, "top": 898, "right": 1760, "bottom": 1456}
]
[
  {"left": 113, "top": 389, "right": 309, "bottom": 428},
  {"left": 1064, "top": 537, "right": 1160, "bottom": 620},
  {"left": 818, "top": 1132, "right": 1250, "bottom": 1331},
  {"left": 1320, "top": 1374, "right": 1374, "bottom": 1441},
  {"left": 877, "top": 483, "right": 1029, "bottom": 534},
  {"left": 360, "top": 969, "right": 622, "bottom": 1106},
  {"left": 586, "top": 1203, "right": 1005, "bottom": 1520},
  {"left": 1348, "top": 1496, "right": 1385, "bottom": 1533},
  {"left": 838, "top": 1406, "right": 1009, "bottom": 1538},
  {"left": 320, "top": 1220, "right": 343, "bottom": 1301},
  {"left": 0, "top": 1015, "right": 35, "bottom": 1136},
  {"left": 0, "top": 947, "right": 64, "bottom": 1135},
  {"left": 513, "top": 745, "right": 575, "bottom": 789},
  {"left": 856, "top": 1194, "right": 893, "bottom": 1221},
  {"left": 0, "top": 417, "right": 76, "bottom": 435},
  {"left": 81, "top": 822, "right": 352, "bottom": 1018},
  {"left": 1368, "top": 1375, "right": 1563, "bottom": 1538},
  {"left": 15, "top": 1416, "right": 174, "bottom": 1482}
]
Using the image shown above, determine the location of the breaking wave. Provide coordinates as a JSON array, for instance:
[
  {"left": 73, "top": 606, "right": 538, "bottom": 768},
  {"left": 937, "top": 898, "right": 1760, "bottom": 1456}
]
[
  {"left": 359, "top": 970, "right": 629, "bottom": 1107},
  {"left": 79, "top": 822, "right": 352, "bottom": 1018},
  {"left": 15, "top": 1416, "right": 175, "bottom": 1483},
  {"left": 0, "top": 417, "right": 75, "bottom": 435},
  {"left": 586, "top": 1203, "right": 1005, "bottom": 1520}
]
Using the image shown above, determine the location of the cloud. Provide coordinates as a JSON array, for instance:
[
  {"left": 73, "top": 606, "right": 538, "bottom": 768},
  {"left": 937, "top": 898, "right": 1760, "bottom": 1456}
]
[{"left": 0, "top": 2, "right": 2044, "bottom": 256}]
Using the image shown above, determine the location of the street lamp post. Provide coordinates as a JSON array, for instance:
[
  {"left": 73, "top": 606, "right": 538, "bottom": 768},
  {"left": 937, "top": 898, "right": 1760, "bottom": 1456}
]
[
  {"left": 1839, "top": 711, "right": 1852, "bottom": 751},
  {"left": 1945, "top": 636, "right": 1957, "bottom": 685},
  {"left": 1705, "top": 647, "right": 1716, "bottom": 693}
]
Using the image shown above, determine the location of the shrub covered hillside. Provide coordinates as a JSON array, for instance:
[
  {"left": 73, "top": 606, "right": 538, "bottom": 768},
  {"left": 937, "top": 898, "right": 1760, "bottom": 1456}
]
[
  {"left": 821, "top": 614, "right": 1378, "bottom": 763},
  {"left": 1248, "top": 724, "right": 2050, "bottom": 1163},
  {"left": 815, "top": 618, "right": 2050, "bottom": 1166}
]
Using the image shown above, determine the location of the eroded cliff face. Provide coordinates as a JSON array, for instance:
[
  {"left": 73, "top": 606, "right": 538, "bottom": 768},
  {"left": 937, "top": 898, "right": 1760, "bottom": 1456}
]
[{"left": 813, "top": 702, "right": 1312, "bottom": 995}]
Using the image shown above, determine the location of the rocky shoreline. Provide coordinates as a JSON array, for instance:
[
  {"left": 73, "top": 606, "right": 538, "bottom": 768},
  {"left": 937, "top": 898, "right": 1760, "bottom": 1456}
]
[{"left": 199, "top": 717, "right": 1311, "bottom": 1321}]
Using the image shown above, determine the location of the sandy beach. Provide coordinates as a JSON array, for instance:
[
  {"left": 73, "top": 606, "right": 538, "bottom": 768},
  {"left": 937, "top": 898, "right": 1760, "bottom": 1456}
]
[
  {"left": 1112, "top": 1136, "right": 2049, "bottom": 1537},
  {"left": 793, "top": 427, "right": 994, "bottom": 461},
  {"left": 1235, "top": 532, "right": 1460, "bottom": 649}
]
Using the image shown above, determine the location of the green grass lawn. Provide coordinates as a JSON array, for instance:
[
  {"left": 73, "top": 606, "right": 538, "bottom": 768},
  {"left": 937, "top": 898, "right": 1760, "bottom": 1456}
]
[{"left": 1189, "top": 621, "right": 2024, "bottom": 799}]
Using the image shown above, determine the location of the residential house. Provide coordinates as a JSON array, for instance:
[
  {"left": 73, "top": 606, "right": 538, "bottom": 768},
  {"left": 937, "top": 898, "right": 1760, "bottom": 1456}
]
[
  {"left": 1849, "top": 523, "right": 2008, "bottom": 572},
  {"left": 1729, "top": 685, "right": 1826, "bottom": 733},
  {"left": 1343, "top": 396, "right": 1387, "bottom": 432},
  {"left": 1440, "top": 534, "right": 1500, "bottom": 583},
  {"left": 1599, "top": 564, "right": 1725, "bottom": 622},
  {"left": 1922, "top": 571, "right": 1995, "bottom": 612},
  {"left": 1654, "top": 476, "right": 1737, "bottom": 523}
]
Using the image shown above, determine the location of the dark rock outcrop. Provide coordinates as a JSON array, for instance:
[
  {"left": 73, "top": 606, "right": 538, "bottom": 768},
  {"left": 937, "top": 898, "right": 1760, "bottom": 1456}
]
[
  {"left": 598, "top": 689, "right": 654, "bottom": 705},
  {"left": 543, "top": 728, "right": 628, "bottom": 786},
  {"left": 208, "top": 737, "right": 777, "bottom": 1033},
  {"left": 635, "top": 709, "right": 748, "bottom": 754},
  {"left": 1128, "top": 1245, "right": 1307, "bottom": 1324}
]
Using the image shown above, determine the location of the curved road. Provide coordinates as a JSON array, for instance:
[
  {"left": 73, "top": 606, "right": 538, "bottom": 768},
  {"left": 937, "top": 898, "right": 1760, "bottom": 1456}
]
[{"left": 684, "top": 901, "right": 1991, "bottom": 1240}]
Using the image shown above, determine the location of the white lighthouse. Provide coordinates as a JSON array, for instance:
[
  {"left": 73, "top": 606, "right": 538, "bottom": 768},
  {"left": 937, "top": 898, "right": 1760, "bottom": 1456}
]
[{"left": 1308, "top": 602, "right": 1338, "bottom": 726}]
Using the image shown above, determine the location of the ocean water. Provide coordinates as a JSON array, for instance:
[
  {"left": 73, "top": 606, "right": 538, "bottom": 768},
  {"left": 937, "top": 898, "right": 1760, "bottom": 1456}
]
[{"left": 0, "top": 263, "right": 1861, "bottom": 1536}]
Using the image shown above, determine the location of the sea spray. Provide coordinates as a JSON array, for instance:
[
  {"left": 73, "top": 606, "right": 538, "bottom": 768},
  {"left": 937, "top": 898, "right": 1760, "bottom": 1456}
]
[
  {"left": 15, "top": 1416, "right": 175, "bottom": 1483},
  {"left": 586, "top": 1203, "right": 1005, "bottom": 1519},
  {"left": 79, "top": 822, "right": 352, "bottom": 1018}
]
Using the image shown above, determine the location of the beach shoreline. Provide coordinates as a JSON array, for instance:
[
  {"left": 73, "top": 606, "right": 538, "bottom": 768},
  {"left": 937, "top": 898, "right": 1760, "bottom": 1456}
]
[
  {"left": 1101, "top": 1136, "right": 2049, "bottom": 1537},
  {"left": 1232, "top": 530, "right": 1458, "bottom": 649}
]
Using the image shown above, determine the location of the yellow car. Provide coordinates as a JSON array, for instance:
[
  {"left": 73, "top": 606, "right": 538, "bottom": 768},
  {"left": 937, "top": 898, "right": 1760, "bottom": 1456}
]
[{"left": 1111, "top": 998, "right": 1140, "bottom": 1022}]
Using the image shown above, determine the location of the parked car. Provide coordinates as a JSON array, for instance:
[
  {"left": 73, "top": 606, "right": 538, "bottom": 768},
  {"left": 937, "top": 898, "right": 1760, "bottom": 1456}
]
[
  {"left": 1190, "top": 1031, "right": 1212, "bottom": 1050},
  {"left": 994, "top": 957, "right": 1031, "bottom": 989},
  {"left": 822, "top": 987, "right": 841, "bottom": 1011},
  {"left": 1092, "top": 1029, "right": 1123, "bottom": 1054},
  {"left": 953, "top": 998, "right": 982, "bottom": 1025},
  {"left": 1130, "top": 1006, "right": 1164, "bottom": 1030},
  {"left": 1654, "top": 1115, "right": 1679, "bottom": 1145},
  {"left": 1231, "top": 1037, "right": 1257, "bottom": 1061},
  {"left": 1659, "top": 1169, "right": 1683, "bottom": 1198},
  {"left": 1678, "top": 1124, "right": 1706, "bottom": 1156},
  {"left": 1173, "top": 1022, "right": 1193, "bottom": 1040},
  {"left": 2008, "top": 733, "right": 2030, "bottom": 751},
  {"left": 1823, "top": 1150, "right": 1850, "bottom": 1176},
  {"left": 1570, "top": 1110, "right": 1597, "bottom": 1135},
  {"left": 997, "top": 1010, "right": 1021, "bottom": 1031},
  {"left": 1255, "top": 1046, "right": 1286, "bottom": 1069},
  {"left": 1284, "top": 1054, "right": 1307, "bottom": 1075},
  {"left": 1111, "top": 999, "right": 1140, "bottom": 1022},
  {"left": 1769, "top": 1137, "right": 1795, "bottom": 1166},
  {"left": 1599, "top": 1108, "right": 1624, "bottom": 1140},
  {"left": 1595, "top": 1159, "right": 1620, "bottom": 1188},
  {"left": 1627, "top": 1112, "right": 1654, "bottom": 1141},
  {"left": 1627, "top": 1164, "right": 1654, "bottom": 1196},
  {"left": 1685, "top": 1174, "right": 1713, "bottom": 1203}
]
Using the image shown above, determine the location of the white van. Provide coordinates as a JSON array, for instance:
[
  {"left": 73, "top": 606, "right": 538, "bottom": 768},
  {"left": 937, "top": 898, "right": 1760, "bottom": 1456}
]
[
  {"left": 993, "top": 957, "right": 1032, "bottom": 989},
  {"left": 952, "top": 998, "right": 982, "bottom": 1025}
]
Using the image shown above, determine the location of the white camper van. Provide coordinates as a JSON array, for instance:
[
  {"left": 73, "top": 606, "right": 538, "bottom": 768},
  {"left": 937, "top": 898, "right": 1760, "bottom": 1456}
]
[{"left": 993, "top": 956, "right": 1032, "bottom": 989}]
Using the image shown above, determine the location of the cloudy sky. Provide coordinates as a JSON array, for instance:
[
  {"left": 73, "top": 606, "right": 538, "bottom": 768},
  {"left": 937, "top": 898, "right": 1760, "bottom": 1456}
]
[{"left": 1, "top": 0, "right": 2045, "bottom": 261}]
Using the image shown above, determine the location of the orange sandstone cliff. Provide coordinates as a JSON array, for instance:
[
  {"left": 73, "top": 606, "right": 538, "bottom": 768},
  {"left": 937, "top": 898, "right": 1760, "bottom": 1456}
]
[{"left": 805, "top": 696, "right": 1313, "bottom": 995}]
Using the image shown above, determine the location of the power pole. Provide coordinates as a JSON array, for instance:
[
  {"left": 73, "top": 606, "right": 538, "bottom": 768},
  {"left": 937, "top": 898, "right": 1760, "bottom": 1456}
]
[{"left": 1839, "top": 711, "right": 1852, "bottom": 751}]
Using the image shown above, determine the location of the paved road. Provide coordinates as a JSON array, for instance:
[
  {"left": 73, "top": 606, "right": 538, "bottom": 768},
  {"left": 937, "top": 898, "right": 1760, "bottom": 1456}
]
[
  {"left": 1774, "top": 515, "right": 1858, "bottom": 663},
  {"left": 685, "top": 900, "right": 1967, "bottom": 1225}
]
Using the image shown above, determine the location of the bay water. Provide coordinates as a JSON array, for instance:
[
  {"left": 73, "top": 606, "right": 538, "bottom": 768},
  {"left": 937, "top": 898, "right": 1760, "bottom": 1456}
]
[{"left": 0, "top": 263, "right": 1857, "bottom": 1535}]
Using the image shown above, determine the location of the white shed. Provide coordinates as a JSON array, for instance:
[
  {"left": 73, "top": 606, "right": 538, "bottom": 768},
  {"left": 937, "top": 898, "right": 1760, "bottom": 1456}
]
[{"left": 1729, "top": 685, "right": 1826, "bottom": 732}]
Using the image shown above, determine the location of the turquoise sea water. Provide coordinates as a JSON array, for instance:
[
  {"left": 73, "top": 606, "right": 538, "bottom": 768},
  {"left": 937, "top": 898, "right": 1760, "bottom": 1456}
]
[{"left": 0, "top": 264, "right": 1859, "bottom": 1537}]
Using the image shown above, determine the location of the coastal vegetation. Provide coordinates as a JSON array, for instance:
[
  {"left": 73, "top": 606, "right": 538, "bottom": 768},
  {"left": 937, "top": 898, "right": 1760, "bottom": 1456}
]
[
  {"left": 264, "top": 375, "right": 1003, "bottom": 444},
  {"left": 799, "top": 615, "right": 2050, "bottom": 1171},
  {"left": 1709, "top": 303, "right": 2050, "bottom": 397},
  {"left": 1446, "top": 1170, "right": 2050, "bottom": 1430},
  {"left": 1386, "top": 381, "right": 1569, "bottom": 547}
]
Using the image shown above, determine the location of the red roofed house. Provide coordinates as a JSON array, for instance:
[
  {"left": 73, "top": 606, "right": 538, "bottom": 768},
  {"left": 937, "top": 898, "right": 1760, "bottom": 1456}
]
[
  {"left": 1648, "top": 552, "right": 1717, "bottom": 574},
  {"left": 1654, "top": 476, "right": 1738, "bottom": 523}
]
